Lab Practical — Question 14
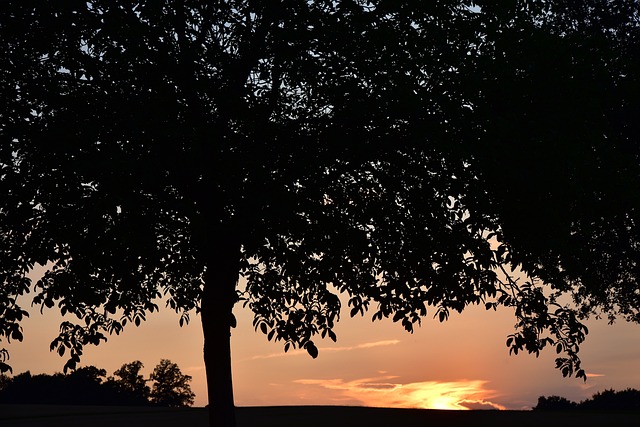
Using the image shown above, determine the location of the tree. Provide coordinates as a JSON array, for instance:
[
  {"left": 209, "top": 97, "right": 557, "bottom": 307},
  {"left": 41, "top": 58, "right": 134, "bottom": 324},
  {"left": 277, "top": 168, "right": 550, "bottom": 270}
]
[
  {"left": 1, "top": 1, "right": 638, "bottom": 426},
  {"left": 0, "top": 366, "right": 108, "bottom": 405},
  {"left": 0, "top": 364, "right": 151, "bottom": 405},
  {"left": 533, "top": 395, "right": 578, "bottom": 411},
  {"left": 108, "top": 360, "right": 151, "bottom": 403},
  {"left": 149, "top": 359, "right": 195, "bottom": 407},
  {"left": 580, "top": 388, "right": 640, "bottom": 411},
  {"left": 534, "top": 388, "right": 640, "bottom": 411}
]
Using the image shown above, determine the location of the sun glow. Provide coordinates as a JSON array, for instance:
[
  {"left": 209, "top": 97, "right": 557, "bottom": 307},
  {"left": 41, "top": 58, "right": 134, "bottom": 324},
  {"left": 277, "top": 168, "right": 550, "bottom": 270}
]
[{"left": 294, "top": 376, "right": 505, "bottom": 410}]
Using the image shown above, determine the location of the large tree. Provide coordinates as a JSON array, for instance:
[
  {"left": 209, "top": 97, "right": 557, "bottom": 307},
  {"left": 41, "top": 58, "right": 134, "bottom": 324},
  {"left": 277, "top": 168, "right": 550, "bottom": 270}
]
[{"left": 1, "top": 1, "right": 638, "bottom": 426}]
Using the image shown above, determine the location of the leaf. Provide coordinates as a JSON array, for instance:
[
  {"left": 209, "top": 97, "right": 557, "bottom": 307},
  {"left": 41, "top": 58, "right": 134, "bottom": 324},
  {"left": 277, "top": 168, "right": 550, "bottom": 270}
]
[
  {"left": 11, "top": 329, "right": 23, "bottom": 342},
  {"left": 260, "top": 322, "right": 268, "bottom": 335},
  {"left": 305, "top": 342, "right": 318, "bottom": 359}
]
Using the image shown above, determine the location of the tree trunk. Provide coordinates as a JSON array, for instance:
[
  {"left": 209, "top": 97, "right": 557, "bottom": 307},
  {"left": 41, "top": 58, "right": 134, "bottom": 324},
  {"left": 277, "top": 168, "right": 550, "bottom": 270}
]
[{"left": 201, "top": 230, "right": 241, "bottom": 427}]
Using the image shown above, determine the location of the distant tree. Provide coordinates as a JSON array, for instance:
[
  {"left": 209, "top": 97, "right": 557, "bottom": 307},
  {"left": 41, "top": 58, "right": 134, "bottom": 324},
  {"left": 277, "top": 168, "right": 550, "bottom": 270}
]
[
  {"left": 533, "top": 395, "right": 578, "bottom": 411},
  {"left": 149, "top": 359, "right": 195, "bottom": 407},
  {"left": 0, "top": 373, "right": 9, "bottom": 392},
  {"left": 534, "top": 388, "right": 640, "bottom": 411},
  {"left": 68, "top": 365, "right": 107, "bottom": 384},
  {"left": 0, "top": 365, "right": 154, "bottom": 405},
  {"left": 2, "top": 2, "right": 639, "bottom": 427},
  {"left": 0, "top": 367, "right": 114, "bottom": 405},
  {"left": 580, "top": 388, "right": 640, "bottom": 411},
  {"left": 108, "top": 360, "right": 151, "bottom": 402}
]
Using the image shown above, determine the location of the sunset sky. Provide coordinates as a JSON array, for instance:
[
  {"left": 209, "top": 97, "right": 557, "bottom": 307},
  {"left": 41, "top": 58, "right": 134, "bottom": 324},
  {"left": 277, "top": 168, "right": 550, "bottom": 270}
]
[{"left": 6, "top": 270, "right": 640, "bottom": 410}]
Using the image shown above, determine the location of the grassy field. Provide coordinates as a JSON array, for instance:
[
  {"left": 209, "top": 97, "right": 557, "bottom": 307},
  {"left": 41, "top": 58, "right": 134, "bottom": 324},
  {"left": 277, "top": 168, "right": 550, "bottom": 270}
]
[{"left": 2, "top": 404, "right": 639, "bottom": 427}]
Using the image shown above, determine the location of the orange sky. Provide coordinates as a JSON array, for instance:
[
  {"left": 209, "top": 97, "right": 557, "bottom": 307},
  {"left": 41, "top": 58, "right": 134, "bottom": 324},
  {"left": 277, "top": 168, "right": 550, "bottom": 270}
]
[{"left": 5, "top": 274, "right": 640, "bottom": 410}]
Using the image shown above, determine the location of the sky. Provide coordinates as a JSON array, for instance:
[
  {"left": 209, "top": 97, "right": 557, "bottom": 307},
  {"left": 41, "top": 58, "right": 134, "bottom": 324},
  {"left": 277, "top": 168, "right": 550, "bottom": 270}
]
[{"left": 5, "top": 272, "right": 640, "bottom": 410}]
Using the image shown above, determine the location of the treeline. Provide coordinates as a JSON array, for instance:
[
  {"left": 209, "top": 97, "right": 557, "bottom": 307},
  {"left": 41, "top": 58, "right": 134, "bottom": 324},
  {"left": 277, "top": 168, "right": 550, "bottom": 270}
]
[
  {"left": 0, "top": 359, "right": 195, "bottom": 407},
  {"left": 534, "top": 388, "right": 640, "bottom": 411}
]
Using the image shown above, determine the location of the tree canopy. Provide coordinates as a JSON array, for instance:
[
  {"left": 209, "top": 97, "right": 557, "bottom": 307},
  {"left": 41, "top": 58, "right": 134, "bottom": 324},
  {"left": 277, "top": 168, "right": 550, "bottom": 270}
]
[
  {"left": 110, "top": 360, "right": 151, "bottom": 401},
  {"left": 534, "top": 388, "right": 640, "bottom": 411},
  {"left": 149, "top": 358, "right": 196, "bottom": 407},
  {"left": 1, "top": 1, "right": 639, "bottom": 426}
]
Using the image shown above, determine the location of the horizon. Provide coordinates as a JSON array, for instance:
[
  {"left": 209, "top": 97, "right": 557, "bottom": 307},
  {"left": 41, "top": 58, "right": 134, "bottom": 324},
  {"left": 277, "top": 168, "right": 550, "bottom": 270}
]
[{"left": 4, "top": 267, "right": 640, "bottom": 410}]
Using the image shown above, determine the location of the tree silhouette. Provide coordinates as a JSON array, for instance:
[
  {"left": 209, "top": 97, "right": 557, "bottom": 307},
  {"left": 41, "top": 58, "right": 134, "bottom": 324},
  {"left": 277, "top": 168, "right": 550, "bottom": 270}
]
[
  {"left": 1, "top": 1, "right": 639, "bottom": 426},
  {"left": 533, "top": 395, "right": 578, "bottom": 411},
  {"left": 0, "top": 366, "right": 142, "bottom": 405},
  {"left": 534, "top": 388, "right": 640, "bottom": 411},
  {"left": 581, "top": 388, "right": 640, "bottom": 411},
  {"left": 108, "top": 360, "right": 151, "bottom": 404},
  {"left": 149, "top": 359, "right": 195, "bottom": 407}
]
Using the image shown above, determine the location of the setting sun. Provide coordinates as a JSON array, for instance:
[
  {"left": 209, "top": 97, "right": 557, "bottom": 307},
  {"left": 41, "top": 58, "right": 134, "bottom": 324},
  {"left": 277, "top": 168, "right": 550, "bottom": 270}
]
[{"left": 294, "top": 376, "right": 505, "bottom": 410}]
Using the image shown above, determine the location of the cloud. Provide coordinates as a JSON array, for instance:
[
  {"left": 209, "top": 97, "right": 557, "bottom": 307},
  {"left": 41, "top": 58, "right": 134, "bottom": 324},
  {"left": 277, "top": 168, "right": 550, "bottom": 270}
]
[
  {"left": 293, "top": 375, "right": 506, "bottom": 410},
  {"left": 243, "top": 340, "right": 401, "bottom": 361},
  {"left": 458, "top": 400, "right": 504, "bottom": 410}
]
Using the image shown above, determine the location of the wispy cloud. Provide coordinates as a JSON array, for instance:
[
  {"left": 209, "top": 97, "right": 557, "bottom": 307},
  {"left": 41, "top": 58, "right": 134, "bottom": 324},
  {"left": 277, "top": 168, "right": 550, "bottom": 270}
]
[
  {"left": 293, "top": 375, "right": 505, "bottom": 410},
  {"left": 243, "top": 340, "right": 401, "bottom": 361}
]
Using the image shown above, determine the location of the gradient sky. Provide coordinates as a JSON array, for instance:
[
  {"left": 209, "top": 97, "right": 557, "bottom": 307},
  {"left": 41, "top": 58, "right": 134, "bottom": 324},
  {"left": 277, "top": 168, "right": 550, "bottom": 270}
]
[{"left": 6, "top": 269, "right": 640, "bottom": 410}]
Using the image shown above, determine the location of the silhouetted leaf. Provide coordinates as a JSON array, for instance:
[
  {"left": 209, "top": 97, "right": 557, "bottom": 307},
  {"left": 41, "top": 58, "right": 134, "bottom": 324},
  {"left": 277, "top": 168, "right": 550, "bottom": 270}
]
[{"left": 305, "top": 342, "right": 318, "bottom": 359}]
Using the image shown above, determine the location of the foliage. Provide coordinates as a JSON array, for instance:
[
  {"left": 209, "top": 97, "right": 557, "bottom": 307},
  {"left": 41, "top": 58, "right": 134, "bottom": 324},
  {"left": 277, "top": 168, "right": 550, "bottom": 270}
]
[
  {"left": 0, "top": 359, "right": 190, "bottom": 406},
  {"left": 533, "top": 395, "right": 578, "bottom": 411},
  {"left": 149, "top": 359, "right": 195, "bottom": 407},
  {"left": 581, "top": 388, "right": 640, "bottom": 411},
  {"left": 0, "top": 367, "right": 129, "bottom": 405},
  {"left": 0, "top": 373, "right": 10, "bottom": 392},
  {"left": 106, "top": 360, "right": 151, "bottom": 404},
  {"left": 1, "top": 0, "right": 639, "bottom": 425},
  {"left": 534, "top": 388, "right": 640, "bottom": 411}
]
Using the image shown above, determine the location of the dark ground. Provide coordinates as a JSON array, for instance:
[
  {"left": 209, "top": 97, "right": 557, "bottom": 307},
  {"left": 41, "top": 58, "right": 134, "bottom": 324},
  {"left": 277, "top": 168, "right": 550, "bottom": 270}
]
[{"left": 1, "top": 404, "right": 638, "bottom": 427}]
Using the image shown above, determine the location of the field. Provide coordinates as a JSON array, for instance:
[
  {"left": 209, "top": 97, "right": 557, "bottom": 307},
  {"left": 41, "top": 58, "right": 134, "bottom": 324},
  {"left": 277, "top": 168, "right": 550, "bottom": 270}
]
[{"left": 1, "top": 404, "right": 638, "bottom": 427}]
